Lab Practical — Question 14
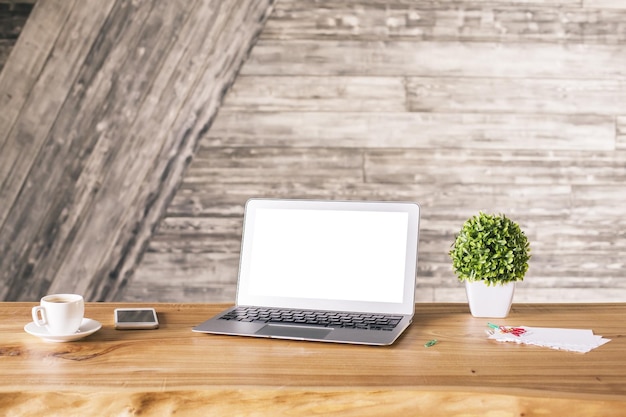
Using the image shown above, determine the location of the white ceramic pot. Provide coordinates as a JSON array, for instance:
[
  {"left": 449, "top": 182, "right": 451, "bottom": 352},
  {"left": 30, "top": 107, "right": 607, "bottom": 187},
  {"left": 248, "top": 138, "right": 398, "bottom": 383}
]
[{"left": 464, "top": 280, "right": 515, "bottom": 318}]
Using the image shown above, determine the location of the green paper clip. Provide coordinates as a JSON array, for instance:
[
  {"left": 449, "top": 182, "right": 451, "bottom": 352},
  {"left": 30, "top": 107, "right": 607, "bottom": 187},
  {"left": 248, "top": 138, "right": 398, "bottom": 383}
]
[{"left": 424, "top": 339, "right": 438, "bottom": 348}]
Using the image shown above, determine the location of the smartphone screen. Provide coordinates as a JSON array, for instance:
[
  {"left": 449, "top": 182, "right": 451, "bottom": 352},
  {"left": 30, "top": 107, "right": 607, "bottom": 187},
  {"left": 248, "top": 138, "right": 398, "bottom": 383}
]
[{"left": 115, "top": 308, "right": 159, "bottom": 329}]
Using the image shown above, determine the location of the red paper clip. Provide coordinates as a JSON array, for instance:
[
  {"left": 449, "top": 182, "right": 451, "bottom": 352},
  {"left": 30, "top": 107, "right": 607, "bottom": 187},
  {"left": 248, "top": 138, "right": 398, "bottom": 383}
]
[
  {"left": 487, "top": 323, "right": 527, "bottom": 337},
  {"left": 502, "top": 326, "right": 526, "bottom": 337}
]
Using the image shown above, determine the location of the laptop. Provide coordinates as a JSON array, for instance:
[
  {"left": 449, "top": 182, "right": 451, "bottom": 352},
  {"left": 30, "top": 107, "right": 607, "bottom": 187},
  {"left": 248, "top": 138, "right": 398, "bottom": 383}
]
[{"left": 193, "top": 198, "right": 421, "bottom": 345}]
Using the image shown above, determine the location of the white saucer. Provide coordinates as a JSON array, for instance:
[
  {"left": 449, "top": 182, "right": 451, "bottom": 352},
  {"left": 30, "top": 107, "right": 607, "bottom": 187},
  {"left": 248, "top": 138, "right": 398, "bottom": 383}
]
[{"left": 24, "top": 318, "right": 102, "bottom": 343}]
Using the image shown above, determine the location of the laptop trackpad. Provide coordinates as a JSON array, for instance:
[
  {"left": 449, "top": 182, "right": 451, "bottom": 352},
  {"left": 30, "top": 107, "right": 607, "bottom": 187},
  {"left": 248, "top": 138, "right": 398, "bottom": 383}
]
[{"left": 256, "top": 324, "right": 332, "bottom": 340}]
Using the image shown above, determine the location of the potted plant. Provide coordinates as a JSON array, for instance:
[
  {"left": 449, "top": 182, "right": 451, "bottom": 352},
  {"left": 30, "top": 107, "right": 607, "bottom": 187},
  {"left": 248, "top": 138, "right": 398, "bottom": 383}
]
[{"left": 449, "top": 212, "right": 531, "bottom": 318}]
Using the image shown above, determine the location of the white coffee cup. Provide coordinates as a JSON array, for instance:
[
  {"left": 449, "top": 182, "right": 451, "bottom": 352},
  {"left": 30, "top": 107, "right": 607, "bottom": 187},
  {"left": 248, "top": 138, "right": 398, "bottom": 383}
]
[{"left": 31, "top": 294, "right": 85, "bottom": 335}]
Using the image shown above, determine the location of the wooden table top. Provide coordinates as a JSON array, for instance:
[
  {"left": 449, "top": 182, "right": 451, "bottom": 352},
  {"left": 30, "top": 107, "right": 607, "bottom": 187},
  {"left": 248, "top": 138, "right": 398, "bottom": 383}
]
[{"left": 1, "top": 302, "right": 625, "bottom": 416}]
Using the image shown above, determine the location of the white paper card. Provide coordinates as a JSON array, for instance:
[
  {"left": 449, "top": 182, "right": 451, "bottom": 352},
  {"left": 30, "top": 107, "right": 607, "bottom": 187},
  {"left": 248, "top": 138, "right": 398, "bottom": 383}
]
[{"left": 488, "top": 326, "right": 611, "bottom": 353}]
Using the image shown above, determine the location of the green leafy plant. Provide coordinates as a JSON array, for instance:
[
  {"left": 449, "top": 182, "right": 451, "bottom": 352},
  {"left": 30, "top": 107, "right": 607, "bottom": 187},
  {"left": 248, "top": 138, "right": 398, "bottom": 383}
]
[{"left": 449, "top": 212, "right": 531, "bottom": 286}]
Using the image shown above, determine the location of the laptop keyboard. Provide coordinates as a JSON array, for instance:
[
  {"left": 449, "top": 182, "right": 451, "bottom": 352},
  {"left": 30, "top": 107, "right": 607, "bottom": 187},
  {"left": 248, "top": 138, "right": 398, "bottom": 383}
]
[{"left": 219, "top": 307, "right": 403, "bottom": 331}]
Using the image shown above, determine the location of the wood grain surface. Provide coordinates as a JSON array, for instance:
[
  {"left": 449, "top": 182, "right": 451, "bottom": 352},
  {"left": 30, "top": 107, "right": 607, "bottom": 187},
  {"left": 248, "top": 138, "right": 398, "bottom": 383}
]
[
  {"left": 1, "top": 390, "right": 625, "bottom": 417},
  {"left": 1, "top": 302, "right": 625, "bottom": 416}
]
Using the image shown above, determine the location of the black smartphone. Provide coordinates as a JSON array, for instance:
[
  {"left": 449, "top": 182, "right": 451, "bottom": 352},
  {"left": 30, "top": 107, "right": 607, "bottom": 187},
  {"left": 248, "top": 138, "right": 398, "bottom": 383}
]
[{"left": 114, "top": 308, "right": 159, "bottom": 330}]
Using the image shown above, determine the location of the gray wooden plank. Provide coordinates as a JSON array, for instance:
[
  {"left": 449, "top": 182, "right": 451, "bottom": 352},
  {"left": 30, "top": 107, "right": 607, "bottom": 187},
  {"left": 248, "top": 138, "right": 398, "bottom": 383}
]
[
  {"left": 204, "top": 111, "right": 614, "bottom": 151},
  {"left": 583, "top": 0, "right": 626, "bottom": 9},
  {"left": 242, "top": 40, "right": 626, "bottom": 79},
  {"left": 570, "top": 184, "right": 626, "bottom": 218},
  {"left": 265, "top": 0, "right": 625, "bottom": 43},
  {"left": 185, "top": 147, "right": 364, "bottom": 185},
  {"left": 0, "top": 0, "right": 76, "bottom": 150},
  {"left": 0, "top": 0, "right": 84, "bottom": 220},
  {"left": 364, "top": 149, "right": 626, "bottom": 185},
  {"left": 406, "top": 77, "right": 626, "bottom": 115},
  {"left": 221, "top": 75, "right": 626, "bottom": 116},
  {"left": 0, "top": 0, "right": 116, "bottom": 300},
  {"left": 222, "top": 75, "right": 406, "bottom": 112}
]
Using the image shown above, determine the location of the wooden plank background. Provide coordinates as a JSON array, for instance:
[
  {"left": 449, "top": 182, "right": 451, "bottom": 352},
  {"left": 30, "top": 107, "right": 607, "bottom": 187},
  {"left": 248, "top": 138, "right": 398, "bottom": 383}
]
[
  {"left": 0, "top": 0, "right": 275, "bottom": 301},
  {"left": 1, "top": 0, "right": 625, "bottom": 304},
  {"left": 127, "top": 0, "right": 626, "bottom": 304}
]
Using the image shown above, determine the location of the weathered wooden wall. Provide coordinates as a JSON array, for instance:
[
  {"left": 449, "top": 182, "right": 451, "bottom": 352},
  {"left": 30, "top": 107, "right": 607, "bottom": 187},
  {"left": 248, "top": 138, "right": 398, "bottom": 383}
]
[
  {"left": 0, "top": 0, "right": 275, "bottom": 301},
  {"left": 127, "top": 0, "right": 626, "bottom": 303},
  {"left": 2, "top": 0, "right": 625, "bottom": 304}
]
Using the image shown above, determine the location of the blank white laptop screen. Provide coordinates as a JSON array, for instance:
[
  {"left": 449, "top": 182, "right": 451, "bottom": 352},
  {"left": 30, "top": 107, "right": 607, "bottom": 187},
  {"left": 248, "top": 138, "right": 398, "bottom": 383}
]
[
  {"left": 236, "top": 200, "right": 419, "bottom": 314},
  {"left": 248, "top": 209, "right": 407, "bottom": 303}
]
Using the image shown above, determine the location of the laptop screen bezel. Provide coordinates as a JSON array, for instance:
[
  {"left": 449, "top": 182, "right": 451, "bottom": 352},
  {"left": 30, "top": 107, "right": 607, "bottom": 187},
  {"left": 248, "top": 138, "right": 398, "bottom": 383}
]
[{"left": 234, "top": 199, "right": 421, "bottom": 315}]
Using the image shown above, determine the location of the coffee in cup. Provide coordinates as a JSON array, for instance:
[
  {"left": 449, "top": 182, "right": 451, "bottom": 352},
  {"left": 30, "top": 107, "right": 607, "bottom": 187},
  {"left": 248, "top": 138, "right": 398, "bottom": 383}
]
[{"left": 31, "top": 294, "right": 85, "bottom": 335}]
